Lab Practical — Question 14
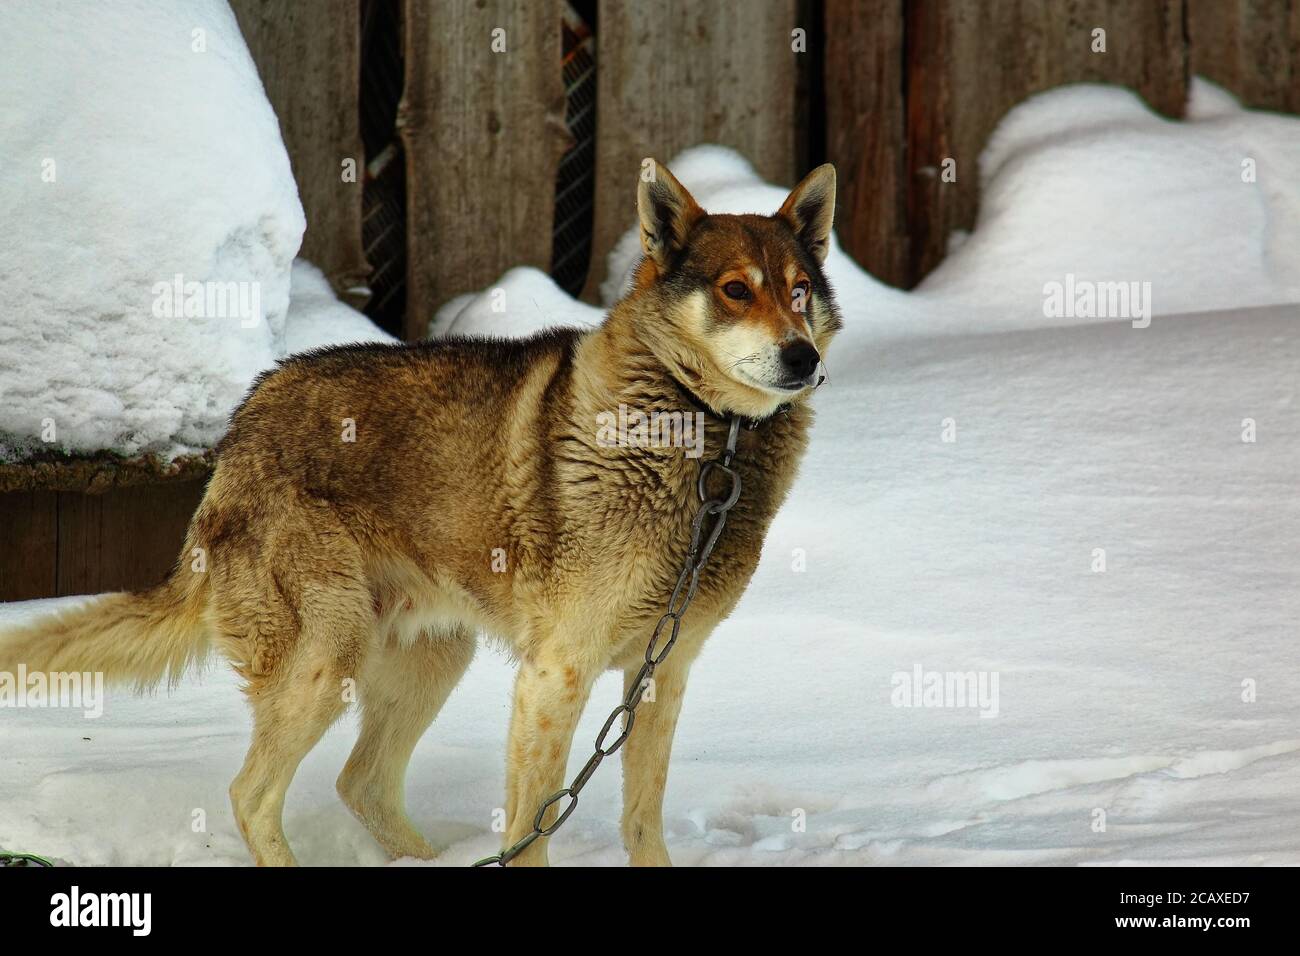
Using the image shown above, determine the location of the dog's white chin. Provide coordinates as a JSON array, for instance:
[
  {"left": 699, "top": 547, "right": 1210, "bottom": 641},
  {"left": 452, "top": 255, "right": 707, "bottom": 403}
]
[{"left": 734, "top": 368, "right": 812, "bottom": 397}]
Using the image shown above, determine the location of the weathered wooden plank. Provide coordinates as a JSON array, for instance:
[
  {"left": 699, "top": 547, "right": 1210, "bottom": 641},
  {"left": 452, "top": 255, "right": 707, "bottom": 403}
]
[
  {"left": 824, "top": 0, "right": 908, "bottom": 287},
  {"left": 0, "top": 491, "right": 58, "bottom": 602},
  {"left": 56, "top": 481, "right": 206, "bottom": 597},
  {"left": 904, "top": 0, "right": 1188, "bottom": 283},
  {"left": 1188, "top": 0, "right": 1300, "bottom": 113},
  {"left": 0, "top": 452, "right": 211, "bottom": 495},
  {"left": 584, "top": 0, "right": 800, "bottom": 302},
  {"left": 231, "top": 0, "right": 370, "bottom": 299},
  {"left": 401, "top": 0, "right": 568, "bottom": 337}
]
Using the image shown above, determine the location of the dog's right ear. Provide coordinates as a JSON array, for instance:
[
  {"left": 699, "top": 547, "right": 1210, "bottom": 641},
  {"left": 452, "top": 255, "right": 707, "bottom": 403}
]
[
  {"left": 637, "top": 160, "right": 704, "bottom": 272},
  {"left": 778, "top": 164, "right": 836, "bottom": 263}
]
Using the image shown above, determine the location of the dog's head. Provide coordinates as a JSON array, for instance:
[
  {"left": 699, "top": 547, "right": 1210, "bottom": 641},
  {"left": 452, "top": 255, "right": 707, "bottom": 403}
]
[{"left": 629, "top": 160, "right": 842, "bottom": 420}]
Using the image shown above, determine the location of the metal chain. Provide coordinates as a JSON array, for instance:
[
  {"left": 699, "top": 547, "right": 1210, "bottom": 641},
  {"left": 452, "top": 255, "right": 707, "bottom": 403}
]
[{"left": 473, "top": 416, "right": 744, "bottom": 866}]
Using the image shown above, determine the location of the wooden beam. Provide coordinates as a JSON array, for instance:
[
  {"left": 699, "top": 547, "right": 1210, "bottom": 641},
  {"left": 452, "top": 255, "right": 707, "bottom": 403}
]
[
  {"left": 828, "top": 1, "right": 1189, "bottom": 288},
  {"left": 0, "top": 451, "right": 210, "bottom": 495},
  {"left": 55, "top": 481, "right": 205, "bottom": 597},
  {"left": 0, "top": 492, "right": 58, "bottom": 602},
  {"left": 903, "top": 0, "right": 1188, "bottom": 283},
  {"left": 1188, "top": 0, "right": 1300, "bottom": 113},
  {"left": 401, "top": 0, "right": 568, "bottom": 338},
  {"left": 584, "top": 0, "right": 800, "bottom": 302},
  {"left": 824, "top": 0, "right": 908, "bottom": 287},
  {"left": 231, "top": 0, "right": 370, "bottom": 300}
]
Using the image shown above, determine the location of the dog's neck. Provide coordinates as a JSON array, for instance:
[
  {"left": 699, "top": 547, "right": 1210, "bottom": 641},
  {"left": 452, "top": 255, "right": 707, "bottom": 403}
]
[
  {"left": 580, "top": 301, "right": 794, "bottom": 429},
  {"left": 663, "top": 364, "right": 792, "bottom": 430},
  {"left": 565, "top": 303, "right": 815, "bottom": 522}
]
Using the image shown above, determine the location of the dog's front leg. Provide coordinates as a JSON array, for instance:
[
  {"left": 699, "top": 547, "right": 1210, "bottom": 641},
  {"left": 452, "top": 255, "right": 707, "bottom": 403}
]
[
  {"left": 502, "top": 645, "right": 598, "bottom": 866},
  {"left": 620, "top": 654, "right": 690, "bottom": 866}
]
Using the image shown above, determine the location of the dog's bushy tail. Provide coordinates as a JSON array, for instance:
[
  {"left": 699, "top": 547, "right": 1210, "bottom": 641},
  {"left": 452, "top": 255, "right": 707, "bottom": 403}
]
[{"left": 0, "top": 572, "right": 210, "bottom": 692}]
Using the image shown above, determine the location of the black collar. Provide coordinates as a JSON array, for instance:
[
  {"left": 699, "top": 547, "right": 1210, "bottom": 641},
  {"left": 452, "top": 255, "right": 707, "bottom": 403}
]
[{"left": 666, "top": 372, "right": 789, "bottom": 431}]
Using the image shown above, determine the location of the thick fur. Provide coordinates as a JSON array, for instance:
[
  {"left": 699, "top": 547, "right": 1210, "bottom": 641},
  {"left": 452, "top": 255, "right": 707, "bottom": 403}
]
[
  {"left": 0, "top": 162, "right": 842, "bottom": 866},
  {"left": 0, "top": 575, "right": 208, "bottom": 691}
]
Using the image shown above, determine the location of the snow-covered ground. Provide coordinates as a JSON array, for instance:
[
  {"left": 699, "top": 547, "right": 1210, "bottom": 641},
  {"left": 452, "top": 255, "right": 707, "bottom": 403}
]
[
  {"left": 2, "top": 301, "right": 1297, "bottom": 866},
  {"left": 2, "top": 80, "right": 1298, "bottom": 865}
]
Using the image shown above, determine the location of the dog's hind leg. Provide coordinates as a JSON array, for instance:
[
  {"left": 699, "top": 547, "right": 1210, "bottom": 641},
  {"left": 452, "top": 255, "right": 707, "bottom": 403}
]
[
  {"left": 230, "top": 633, "right": 360, "bottom": 866},
  {"left": 337, "top": 625, "right": 475, "bottom": 860},
  {"left": 222, "top": 540, "right": 371, "bottom": 867}
]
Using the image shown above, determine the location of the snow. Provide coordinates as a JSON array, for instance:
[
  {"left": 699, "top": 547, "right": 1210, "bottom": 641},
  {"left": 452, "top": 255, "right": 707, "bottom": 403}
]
[
  {"left": 925, "top": 82, "right": 1300, "bottom": 318},
  {"left": 0, "top": 1, "right": 392, "bottom": 463},
  {"left": 431, "top": 267, "right": 603, "bottom": 341},
  {"left": 282, "top": 261, "right": 398, "bottom": 355},
  {"left": 3, "top": 79, "right": 1299, "bottom": 865}
]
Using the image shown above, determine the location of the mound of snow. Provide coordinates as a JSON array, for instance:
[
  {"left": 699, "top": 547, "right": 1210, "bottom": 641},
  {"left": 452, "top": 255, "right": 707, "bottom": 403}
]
[
  {"left": 431, "top": 267, "right": 604, "bottom": 340},
  {"left": 0, "top": 1, "right": 391, "bottom": 463},
  {"left": 283, "top": 261, "right": 398, "bottom": 355},
  {"left": 926, "top": 81, "right": 1300, "bottom": 315}
]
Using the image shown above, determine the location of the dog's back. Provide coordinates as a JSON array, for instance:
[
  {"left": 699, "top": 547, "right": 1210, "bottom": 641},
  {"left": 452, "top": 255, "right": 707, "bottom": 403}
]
[{"left": 218, "top": 331, "right": 581, "bottom": 515}]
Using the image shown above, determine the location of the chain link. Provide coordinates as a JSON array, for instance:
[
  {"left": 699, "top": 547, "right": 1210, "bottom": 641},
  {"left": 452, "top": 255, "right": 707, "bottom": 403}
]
[{"left": 473, "top": 417, "right": 744, "bottom": 866}]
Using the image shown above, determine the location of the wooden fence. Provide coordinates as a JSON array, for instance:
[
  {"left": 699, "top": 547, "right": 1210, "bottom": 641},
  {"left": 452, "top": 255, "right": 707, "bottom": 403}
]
[
  {"left": 235, "top": 0, "right": 1298, "bottom": 309},
  {"left": 1, "top": 0, "right": 1296, "bottom": 601}
]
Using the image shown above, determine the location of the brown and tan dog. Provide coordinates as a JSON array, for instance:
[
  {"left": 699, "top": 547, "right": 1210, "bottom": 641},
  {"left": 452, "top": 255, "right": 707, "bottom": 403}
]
[{"left": 0, "top": 160, "right": 841, "bottom": 866}]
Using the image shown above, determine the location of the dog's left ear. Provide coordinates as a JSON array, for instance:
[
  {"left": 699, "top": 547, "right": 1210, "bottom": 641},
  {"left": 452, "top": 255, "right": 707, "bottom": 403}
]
[
  {"left": 638, "top": 160, "right": 704, "bottom": 270},
  {"left": 778, "top": 164, "right": 836, "bottom": 263}
]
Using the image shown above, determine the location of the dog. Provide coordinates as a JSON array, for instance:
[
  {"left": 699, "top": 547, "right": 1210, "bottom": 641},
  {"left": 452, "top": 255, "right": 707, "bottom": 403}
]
[{"left": 0, "top": 160, "right": 841, "bottom": 866}]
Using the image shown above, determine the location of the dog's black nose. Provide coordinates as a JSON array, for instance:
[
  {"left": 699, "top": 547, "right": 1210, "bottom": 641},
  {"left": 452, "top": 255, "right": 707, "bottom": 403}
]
[{"left": 780, "top": 341, "right": 821, "bottom": 381}]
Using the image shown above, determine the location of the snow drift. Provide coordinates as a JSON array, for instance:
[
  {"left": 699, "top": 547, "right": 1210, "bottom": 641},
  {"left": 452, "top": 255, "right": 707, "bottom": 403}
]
[{"left": 0, "top": 1, "right": 392, "bottom": 463}]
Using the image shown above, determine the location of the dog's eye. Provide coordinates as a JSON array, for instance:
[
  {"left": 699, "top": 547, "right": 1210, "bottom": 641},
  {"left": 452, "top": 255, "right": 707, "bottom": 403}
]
[
  {"left": 722, "top": 281, "right": 750, "bottom": 300},
  {"left": 793, "top": 280, "right": 811, "bottom": 299}
]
